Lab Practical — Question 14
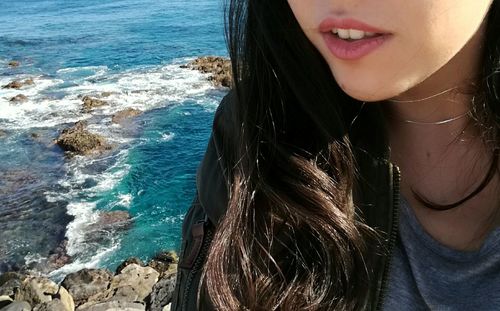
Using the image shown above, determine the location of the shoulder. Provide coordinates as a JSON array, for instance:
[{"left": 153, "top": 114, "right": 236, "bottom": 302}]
[{"left": 196, "top": 89, "right": 238, "bottom": 225}]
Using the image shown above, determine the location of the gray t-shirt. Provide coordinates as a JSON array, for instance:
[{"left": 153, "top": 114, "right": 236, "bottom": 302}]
[{"left": 382, "top": 196, "right": 500, "bottom": 310}]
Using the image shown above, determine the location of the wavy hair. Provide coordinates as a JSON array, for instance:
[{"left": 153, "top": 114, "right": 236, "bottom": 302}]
[{"left": 200, "top": 0, "right": 500, "bottom": 309}]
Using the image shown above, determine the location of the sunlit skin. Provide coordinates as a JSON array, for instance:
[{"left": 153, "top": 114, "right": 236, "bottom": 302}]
[{"left": 288, "top": 0, "right": 499, "bottom": 251}]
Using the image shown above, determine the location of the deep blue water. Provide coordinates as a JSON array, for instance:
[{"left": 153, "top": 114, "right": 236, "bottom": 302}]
[{"left": 0, "top": 0, "right": 228, "bottom": 281}]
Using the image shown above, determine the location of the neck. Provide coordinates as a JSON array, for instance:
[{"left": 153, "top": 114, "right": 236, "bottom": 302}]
[{"left": 378, "top": 19, "right": 500, "bottom": 251}]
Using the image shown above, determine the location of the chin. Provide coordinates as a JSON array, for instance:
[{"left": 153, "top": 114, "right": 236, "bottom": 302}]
[{"left": 336, "top": 81, "right": 396, "bottom": 102}]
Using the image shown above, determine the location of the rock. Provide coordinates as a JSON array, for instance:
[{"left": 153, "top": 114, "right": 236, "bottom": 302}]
[
  {"left": 2, "top": 79, "right": 34, "bottom": 89},
  {"left": 46, "top": 239, "right": 72, "bottom": 271},
  {"left": 61, "top": 269, "right": 112, "bottom": 308},
  {"left": 162, "top": 303, "right": 171, "bottom": 311},
  {"left": 100, "top": 92, "right": 114, "bottom": 97},
  {"left": 111, "top": 108, "right": 142, "bottom": 124},
  {"left": 2, "top": 81, "right": 23, "bottom": 89},
  {"left": 90, "top": 264, "right": 158, "bottom": 304},
  {"left": 0, "top": 301, "right": 31, "bottom": 311},
  {"left": 146, "top": 251, "right": 178, "bottom": 279},
  {"left": 8, "top": 61, "right": 20, "bottom": 67},
  {"left": 0, "top": 295, "right": 13, "bottom": 309},
  {"left": 13, "top": 277, "right": 58, "bottom": 306},
  {"left": 9, "top": 94, "right": 28, "bottom": 103},
  {"left": 115, "top": 258, "right": 143, "bottom": 275},
  {"left": 55, "top": 121, "right": 111, "bottom": 155},
  {"left": 0, "top": 272, "right": 25, "bottom": 296},
  {"left": 81, "top": 96, "right": 107, "bottom": 112},
  {"left": 23, "top": 78, "right": 34, "bottom": 86},
  {"left": 147, "top": 275, "right": 176, "bottom": 311},
  {"left": 76, "top": 301, "right": 145, "bottom": 311},
  {"left": 32, "top": 299, "right": 68, "bottom": 311},
  {"left": 0, "top": 130, "right": 6, "bottom": 138},
  {"left": 90, "top": 211, "right": 132, "bottom": 234},
  {"left": 184, "top": 56, "right": 232, "bottom": 88},
  {"left": 55, "top": 286, "right": 75, "bottom": 311}
]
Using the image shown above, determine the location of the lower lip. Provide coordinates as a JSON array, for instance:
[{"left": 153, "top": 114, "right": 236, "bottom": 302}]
[{"left": 322, "top": 32, "right": 392, "bottom": 60}]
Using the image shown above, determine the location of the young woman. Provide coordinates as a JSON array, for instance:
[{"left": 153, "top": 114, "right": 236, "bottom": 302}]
[{"left": 172, "top": 0, "right": 500, "bottom": 310}]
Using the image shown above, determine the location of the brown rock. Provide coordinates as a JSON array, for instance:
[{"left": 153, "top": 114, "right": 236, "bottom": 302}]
[
  {"left": 55, "top": 121, "right": 111, "bottom": 155},
  {"left": 2, "top": 78, "right": 34, "bottom": 89},
  {"left": 81, "top": 96, "right": 107, "bottom": 112},
  {"left": 9, "top": 94, "right": 28, "bottom": 103},
  {"left": 184, "top": 56, "right": 232, "bottom": 88},
  {"left": 8, "top": 60, "right": 20, "bottom": 67},
  {"left": 111, "top": 108, "right": 142, "bottom": 124},
  {"left": 146, "top": 251, "right": 178, "bottom": 279},
  {"left": 2, "top": 81, "right": 23, "bottom": 89}
]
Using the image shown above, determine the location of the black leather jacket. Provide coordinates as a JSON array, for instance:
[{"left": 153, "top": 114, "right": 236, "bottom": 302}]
[{"left": 171, "top": 91, "right": 401, "bottom": 310}]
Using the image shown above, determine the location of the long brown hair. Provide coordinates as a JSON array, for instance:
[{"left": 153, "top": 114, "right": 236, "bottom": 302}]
[{"left": 200, "top": 0, "right": 500, "bottom": 309}]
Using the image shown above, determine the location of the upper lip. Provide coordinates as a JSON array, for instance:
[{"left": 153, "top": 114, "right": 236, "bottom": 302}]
[{"left": 319, "top": 17, "right": 390, "bottom": 34}]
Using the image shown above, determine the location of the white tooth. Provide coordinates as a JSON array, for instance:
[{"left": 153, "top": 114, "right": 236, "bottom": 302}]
[
  {"left": 365, "top": 31, "right": 376, "bottom": 37},
  {"left": 337, "top": 28, "right": 350, "bottom": 39},
  {"left": 349, "top": 29, "right": 365, "bottom": 40},
  {"left": 331, "top": 28, "right": 338, "bottom": 34}
]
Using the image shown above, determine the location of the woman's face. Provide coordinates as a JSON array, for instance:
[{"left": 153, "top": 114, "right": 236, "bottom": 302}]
[{"left": 287, "top": 0, "right": 493, "bottom": 102}]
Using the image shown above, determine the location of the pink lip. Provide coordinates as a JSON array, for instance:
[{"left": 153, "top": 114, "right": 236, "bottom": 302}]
[
  {"left": 319, "top": 18, "right": 392, "bottom": 60},
  {"left": 318, "top": 17, "right": 390, "bottom": 34},
  {"left": 322, "top": 32, "right": 392, "bottom": 60}
]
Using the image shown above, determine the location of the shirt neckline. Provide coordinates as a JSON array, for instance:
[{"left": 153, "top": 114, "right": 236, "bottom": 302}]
[{"left": 399, "top": 195, "right": 500, "bottom": 262}]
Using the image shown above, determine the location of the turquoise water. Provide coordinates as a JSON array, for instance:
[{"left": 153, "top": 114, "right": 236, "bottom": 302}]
[{"left": 0, "top": 0, "right": 228, "bottom": 280}]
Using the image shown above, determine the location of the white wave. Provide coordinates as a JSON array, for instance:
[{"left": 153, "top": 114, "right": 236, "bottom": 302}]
[
  {"left": 161, "top": 132, "right": 175, "bottom": 142},
  {"left": 48, "top": 241, "right": 120, "bottom": 282},
  {"left": 65, "top": 201, "right": 100, "bottom": 256},
  {"left": 0, "top": 57, "right": 223, "bottom": 132},
  {"left": 116, "top": 193, "right": 133, "bottom": 208},
  {"left": 56, "top": 65, "right": 109, "bottom": 75}
]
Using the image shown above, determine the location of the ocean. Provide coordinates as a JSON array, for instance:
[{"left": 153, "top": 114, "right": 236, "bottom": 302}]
[{"left": 0, "top": 0, "right": 228, "bottom": 282}]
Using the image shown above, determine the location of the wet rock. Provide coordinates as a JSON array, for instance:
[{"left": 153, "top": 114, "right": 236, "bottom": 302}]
[
  {"left": 146, "top": 251, "right": 178, "bottom": 279},
  {"left": 8, "top": 61, "right": 20, "bottom": 67},
  {"left": 23, "top": 78, "right": 34, "bottom": 86},
  {"left": 99, "top": 92, "right": 115, "bottom": 97},
  {"left": 10, "top": 94, "right": 28, "bottom": 103},
  {"left": 0, "top": 130, "right": 7, "bottom": 138},
  {"left": 184, "top": 56, "right": 232, "bottom": 88},
  {"left": 111, "top": 108, "right": 142, "bottom": 124},
  {"left": 61, "top": 269, "right": 112, "bottom": 308},
  {"left": 94, "top": 211, "right": 131, "bottom": 230},
  {"left": 81, "top": 96, "right": 107, "bottom": 113},
  {"left": 55, "top": 121, "right": 111, "bottom": 155},
  {"left": 46, "top": 239, "right": 72, "bottom": 271},
  {"left": 2, "top": 78, "right": 34, "bottom": 89},
  {"left": 115, "top": 258, "right": 144, "bottom": 275},
  {"left": 2, "top": 81, "right": 23, "bottom": 89},
  {"left": 1, "top": 301, "right": 31, "bottom": 311},
  {"left": 147, "top": 275, "right": 176, "bottom": 311},
  {"left": 76, "top": 301, "right": 145, "bottom": 311}
]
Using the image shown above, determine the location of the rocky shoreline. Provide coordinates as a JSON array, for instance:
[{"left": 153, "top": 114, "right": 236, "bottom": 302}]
[
  {"left": 0, "top": 56, "right": 232, "bottom": 310},
  {"left": 0, "top": 251, "right": 178, "bottom": 311}
]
